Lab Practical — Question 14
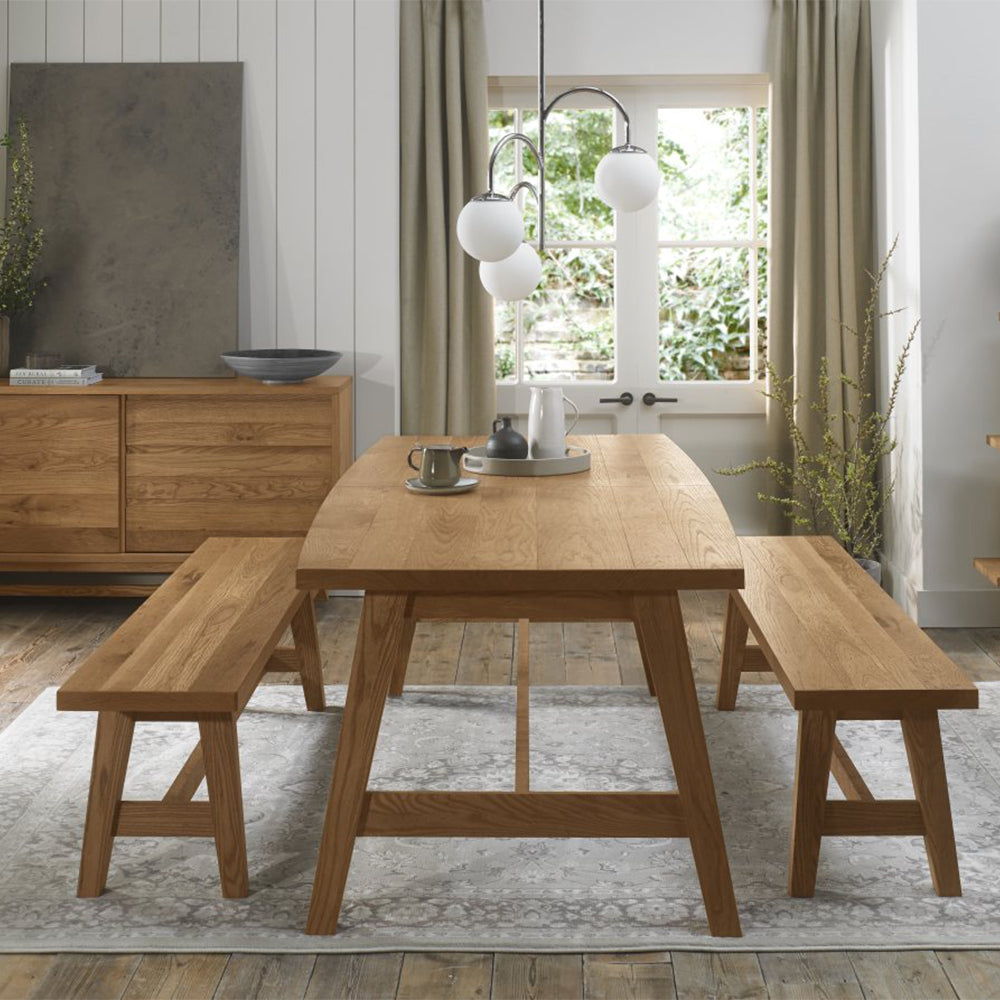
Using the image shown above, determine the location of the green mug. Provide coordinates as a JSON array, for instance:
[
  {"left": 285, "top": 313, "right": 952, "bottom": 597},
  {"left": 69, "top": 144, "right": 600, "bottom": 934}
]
[{"left": 407, "top": 443, "right": 468, "bottom": 488}]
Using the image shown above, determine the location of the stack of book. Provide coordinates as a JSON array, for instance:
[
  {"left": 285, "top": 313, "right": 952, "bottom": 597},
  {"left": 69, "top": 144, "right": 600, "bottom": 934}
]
[{"left": 9, "top": 365, "right": 103, "bottom": 386}]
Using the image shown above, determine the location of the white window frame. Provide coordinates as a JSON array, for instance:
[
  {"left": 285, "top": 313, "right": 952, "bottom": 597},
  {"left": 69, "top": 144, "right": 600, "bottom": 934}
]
[{"left": 489, "top": 75, "right": 770, "bottom": 416}]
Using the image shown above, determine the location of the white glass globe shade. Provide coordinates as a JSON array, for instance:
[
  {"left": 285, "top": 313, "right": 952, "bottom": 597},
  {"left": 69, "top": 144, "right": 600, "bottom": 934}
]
[
  {"left": 479, "top": 243, "right": 542, "bottom": 301},
  {"left": 457, "top": 197, "right": 524, "bottom": 262},
  {"left": 595, "top": 148, "right": 660, "bottom": 212}
]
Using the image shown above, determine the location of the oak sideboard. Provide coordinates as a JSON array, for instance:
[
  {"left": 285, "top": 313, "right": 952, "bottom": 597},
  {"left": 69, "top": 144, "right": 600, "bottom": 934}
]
[{"left": 0, "top": 376, "right": 352, "bottom": 595}]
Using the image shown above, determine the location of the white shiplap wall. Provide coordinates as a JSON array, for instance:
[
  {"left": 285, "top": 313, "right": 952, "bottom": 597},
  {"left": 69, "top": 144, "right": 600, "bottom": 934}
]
[{"left": 0, "top": 0, "right": 400, "bottom": 456}]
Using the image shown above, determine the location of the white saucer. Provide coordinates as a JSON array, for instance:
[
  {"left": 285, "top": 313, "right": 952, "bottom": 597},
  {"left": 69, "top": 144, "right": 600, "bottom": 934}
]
[{"left": 405, "top": 476, "right": 480, "bottom": 496}]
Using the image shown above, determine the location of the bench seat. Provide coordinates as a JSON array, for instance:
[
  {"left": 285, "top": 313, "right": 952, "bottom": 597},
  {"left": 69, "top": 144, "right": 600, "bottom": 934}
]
[
  {"left": 57, "top": 536, "right": 325, "bottom": 899},
  {"left": 717, "top": 535, "right": 978, "bottom": 898}
]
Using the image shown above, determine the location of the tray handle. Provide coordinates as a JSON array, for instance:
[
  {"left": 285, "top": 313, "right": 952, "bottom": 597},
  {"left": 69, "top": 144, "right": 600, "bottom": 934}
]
[{"left": 463, "top": 452, "right": 484, "bottom": 472}]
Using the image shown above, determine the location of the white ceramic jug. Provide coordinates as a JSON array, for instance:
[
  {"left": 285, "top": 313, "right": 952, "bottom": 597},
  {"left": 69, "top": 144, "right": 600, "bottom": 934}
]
[{"left": 527, "top": 386, "right": 580, "bottom": 460}]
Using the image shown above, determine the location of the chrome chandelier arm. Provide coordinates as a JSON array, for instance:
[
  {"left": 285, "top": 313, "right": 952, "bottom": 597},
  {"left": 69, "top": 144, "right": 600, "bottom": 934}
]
[
  {"left": 508, "top": 180, "right": 540, "bottom": 207},
  {"left": 487, "top": 132, "right": 543, "bottom": 194},
  {"left": 543, "top": 85, "right": 632, "bottom": 146}
]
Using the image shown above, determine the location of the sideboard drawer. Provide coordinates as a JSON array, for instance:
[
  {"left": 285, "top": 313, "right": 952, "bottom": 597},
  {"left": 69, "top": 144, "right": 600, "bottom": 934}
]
[
  {"left": 0, "top": 396, "right": 120, "bottom": 552},
  {"left": 124, "top": 395, "right": 335, "bottom": 551}
]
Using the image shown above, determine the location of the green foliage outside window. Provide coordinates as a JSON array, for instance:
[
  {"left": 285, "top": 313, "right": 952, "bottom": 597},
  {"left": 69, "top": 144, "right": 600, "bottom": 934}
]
[{"left": 489, "top": 104, "right": 768, "bottom": 383}]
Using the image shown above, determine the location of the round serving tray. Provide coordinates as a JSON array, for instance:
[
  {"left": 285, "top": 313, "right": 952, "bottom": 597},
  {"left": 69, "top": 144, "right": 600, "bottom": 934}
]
[{"left": 462, "top": 445, "right": 591, "bottom": 477}]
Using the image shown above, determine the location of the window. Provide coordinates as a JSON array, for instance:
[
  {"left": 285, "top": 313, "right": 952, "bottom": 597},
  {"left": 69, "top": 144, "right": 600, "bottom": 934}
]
[
  {"left": 489, "top": 105, "right": 617, "bottom": 383},
  {"left": 488, "top": 79, "right": 769, "bottom": 391},
  {"left": 658, "top": 107, "right": 768, "bottom": 382}
]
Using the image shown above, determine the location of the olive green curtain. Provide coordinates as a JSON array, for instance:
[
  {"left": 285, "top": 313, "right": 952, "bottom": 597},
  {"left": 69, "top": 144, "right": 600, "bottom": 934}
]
[
  {"left": 399, "top": 0, "right": 496, "bottom": 436},
  {"left": 768, "top": 0, "right": 875, "bottom": 452}
]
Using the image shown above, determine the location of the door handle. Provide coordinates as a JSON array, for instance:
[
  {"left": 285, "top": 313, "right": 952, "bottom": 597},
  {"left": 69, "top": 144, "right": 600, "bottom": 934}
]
[
  {"left": 642, "top": 392, "right": 678, "bottom": 406},
  {"left": 599, "top": 391, "right": 634, "bottom": 406}
]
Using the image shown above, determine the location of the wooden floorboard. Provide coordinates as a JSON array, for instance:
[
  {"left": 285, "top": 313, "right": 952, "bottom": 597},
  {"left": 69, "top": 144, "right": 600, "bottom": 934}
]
[{"left": 2, "top": 594, "right": 1000, "bottom": 999}]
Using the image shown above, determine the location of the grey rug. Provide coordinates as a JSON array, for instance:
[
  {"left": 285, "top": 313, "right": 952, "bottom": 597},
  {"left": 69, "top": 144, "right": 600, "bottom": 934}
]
[{"left": 1, "top": 684, "right": 999, "bottom": 953}]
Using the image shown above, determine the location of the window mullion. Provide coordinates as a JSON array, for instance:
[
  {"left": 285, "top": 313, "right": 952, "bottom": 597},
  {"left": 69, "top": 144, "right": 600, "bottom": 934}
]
[{"left": 748, "top": 106, "right": 759, "bottom": 380}]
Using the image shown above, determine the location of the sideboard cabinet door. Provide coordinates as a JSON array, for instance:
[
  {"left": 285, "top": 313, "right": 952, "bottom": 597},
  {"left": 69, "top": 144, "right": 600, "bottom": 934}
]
[
  {"left": 0, "top": 396, "right": 120, "bottom": 552},
  {"left": 124, "top": 394, "right": 336, "bottom": 551}
]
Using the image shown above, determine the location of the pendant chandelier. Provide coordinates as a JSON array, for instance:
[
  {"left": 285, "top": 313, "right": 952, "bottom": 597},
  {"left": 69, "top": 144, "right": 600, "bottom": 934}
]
[{"left": 457, "top": 0, "right": 661, "bottom": 301}]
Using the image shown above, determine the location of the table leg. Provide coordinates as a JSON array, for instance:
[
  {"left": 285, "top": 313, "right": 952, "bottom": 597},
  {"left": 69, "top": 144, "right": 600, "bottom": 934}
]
[
  {"left": 389, "top": 597, "right": 417, "bottom": 698},
  {"left": 306, "top": 591, "right": 409, "bottom": 935},
  {"left": 716, "top": 593, "right": 749, "bottom": 711},
  {"left": 632, "top": 591, "right": 742, "bottom": 938}
]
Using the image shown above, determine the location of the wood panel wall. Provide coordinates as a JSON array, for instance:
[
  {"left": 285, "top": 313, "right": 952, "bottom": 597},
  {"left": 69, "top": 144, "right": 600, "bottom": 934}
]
[{"left": 0, "top": 0, "right": 400, "bottom": 458}]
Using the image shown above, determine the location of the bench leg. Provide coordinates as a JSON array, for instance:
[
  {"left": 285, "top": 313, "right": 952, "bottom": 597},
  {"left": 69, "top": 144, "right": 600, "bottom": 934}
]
[
  {"left": 902, "top": 712, "right": 962, "bottom": 896},
  {"left": 291, "top": 595, "right": 326, "bottom": 712},
  {"left": 716, "top": 593, "right": 749, "bottom": 711},
  {"left": 78, "top": 711, "right": 135, "bottom": 897},
  {"left": 388, "top": 607, "right": 417, "bottom": 698},
  {"left": 789, "top": 709, "right": 836, "bottom": 897},
  {"left": 199, "top": 715, "right": 249, "bottom": 899},
  {"left": 163, "top": 742, "right": 206, "bottom": 802}
]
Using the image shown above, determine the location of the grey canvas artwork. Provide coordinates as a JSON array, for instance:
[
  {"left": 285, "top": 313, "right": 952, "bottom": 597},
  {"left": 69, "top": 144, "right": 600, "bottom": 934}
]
[{"left": 8, "top": 63, "right": 242, "bottom": 376}]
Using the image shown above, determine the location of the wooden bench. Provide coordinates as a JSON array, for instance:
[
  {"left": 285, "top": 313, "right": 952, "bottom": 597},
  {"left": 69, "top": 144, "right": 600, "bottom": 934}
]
[
  {"left": 57, "top": 536, "right": 325, "bottom": 899},
  {"left": 716, "top": 535, "right": 978, "bottom": 898}
]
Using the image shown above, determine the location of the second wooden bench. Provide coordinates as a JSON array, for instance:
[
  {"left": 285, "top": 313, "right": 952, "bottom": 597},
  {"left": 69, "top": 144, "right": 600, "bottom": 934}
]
[
  {"left": 717, "top": 535, "right": 978, "bottom": 898},
  {"left": 57, "top": 536, "right": 325, "bottom": 899}
]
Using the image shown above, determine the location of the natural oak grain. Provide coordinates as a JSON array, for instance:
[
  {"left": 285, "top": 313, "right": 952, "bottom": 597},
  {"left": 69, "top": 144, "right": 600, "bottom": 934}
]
[
  {"left": 720, "top": 536, "right": 974, "bottom": 900},
  {"left": 2, "top": 594, "right": 1000, "bottom": 998},
  {"left": 735, "top": 538, "right": 977, "bottom": 714},
  {"left": 61, "top": 537, "right": 325, "bottom": 899},
  {"left": 306, "top": 592, "right": 409, "bottom": 936},
  {"left": 299, "top": 434, "right": 744, "bottom": 940},
  {"left": 0, "top": 377, "right": 351, "bottom": 583},
  {"left": 297, "top": 435, "right": 744, "bottom": 594},
  {"left": 0, "top": 396, "right": 119, "bottom": 554},
  {"left": 58, "top": 538, "right": 308, "bottom": 714}
]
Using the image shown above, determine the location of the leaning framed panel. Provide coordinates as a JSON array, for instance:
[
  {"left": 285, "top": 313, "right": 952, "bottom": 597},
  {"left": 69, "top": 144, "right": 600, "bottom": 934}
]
[{"left": 297, "top": 434, "right": 745, "bottom": 938}]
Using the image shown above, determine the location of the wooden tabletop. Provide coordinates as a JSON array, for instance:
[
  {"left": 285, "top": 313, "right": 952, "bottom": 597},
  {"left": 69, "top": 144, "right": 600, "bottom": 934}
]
[{"left": 297, "top": 434, "right": 743, "bottom": 593}]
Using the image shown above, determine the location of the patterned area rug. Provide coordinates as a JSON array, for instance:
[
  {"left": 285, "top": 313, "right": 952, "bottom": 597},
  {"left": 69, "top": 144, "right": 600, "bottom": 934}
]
[{"left": 1, "top": 683, "right": 999, "bottom": 953}]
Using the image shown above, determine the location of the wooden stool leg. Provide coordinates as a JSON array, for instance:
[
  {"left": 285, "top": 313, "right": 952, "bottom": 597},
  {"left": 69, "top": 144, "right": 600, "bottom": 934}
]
[
  {"left": 199, "top": 715, "right": 249, "bottom": 899},
  {"left": 291, "top": 595, "right": 326, "bottom": 712},
  {"left": 307, "top": 592, "right": 409, "bottom": 935},
  {"left": 788, "top": 710, "right": 836, "bottom": 897},
  {"left": 902, "top": 712, "right": 962, "bottom": 896},
  {"left": 388, "top": 608, "right": 416, "bottom": 698},
  {"left": 716, "top": 593, "right": 749, "bottom": 711},
  {"left": 632, "top": 592, "right": 742, "bottom": 938},
  {"left": 77, "top": 711, "right": 135, "bottom": 897}
]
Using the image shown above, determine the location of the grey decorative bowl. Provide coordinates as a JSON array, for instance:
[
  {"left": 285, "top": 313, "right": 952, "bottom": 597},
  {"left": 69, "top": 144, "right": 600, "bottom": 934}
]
[{"left": 220, "top": 349, "right": 342, "bottom": 385}]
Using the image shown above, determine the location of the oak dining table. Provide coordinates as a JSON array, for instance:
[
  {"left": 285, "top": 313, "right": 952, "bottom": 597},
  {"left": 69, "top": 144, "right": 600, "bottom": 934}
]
[{"left": 296, "top": 433, "right": 746, "bottom": 938}]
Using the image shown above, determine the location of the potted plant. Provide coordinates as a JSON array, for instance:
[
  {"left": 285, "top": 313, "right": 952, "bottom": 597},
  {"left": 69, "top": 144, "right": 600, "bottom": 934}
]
[
  {"left": 719, "top": 239, "right": 917, "bottom": 581},
  {"left": 0, "top": 118, "right": 46, "bottom": 377}
]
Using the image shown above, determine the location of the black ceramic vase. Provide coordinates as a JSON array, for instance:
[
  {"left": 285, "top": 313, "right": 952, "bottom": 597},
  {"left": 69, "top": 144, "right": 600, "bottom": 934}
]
[{"left": 486, "top": 416, "right": 529, "bottom": 459}]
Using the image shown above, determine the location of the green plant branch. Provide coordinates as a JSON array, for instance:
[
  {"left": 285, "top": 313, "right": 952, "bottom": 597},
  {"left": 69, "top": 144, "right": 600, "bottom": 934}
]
[{"left": 717, "top": 237, "right": 915, "bottom": 562}]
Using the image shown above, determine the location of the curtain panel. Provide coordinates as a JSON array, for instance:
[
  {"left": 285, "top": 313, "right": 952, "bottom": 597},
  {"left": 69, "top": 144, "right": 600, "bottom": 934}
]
[
  {"left": 768, "top": 0, "right": 875, "bottom": 453},
  {"left": 399, "top": 0, "right": 496, "bottom": 436}
]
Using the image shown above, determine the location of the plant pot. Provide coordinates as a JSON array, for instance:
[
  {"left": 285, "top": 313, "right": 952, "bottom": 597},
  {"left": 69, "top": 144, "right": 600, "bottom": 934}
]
[
  {"left": 0, "top": 316, "right": 8, "bottom": 378},
  {"left": 855, "top": 557, "right": 882, "bottom": 585}
]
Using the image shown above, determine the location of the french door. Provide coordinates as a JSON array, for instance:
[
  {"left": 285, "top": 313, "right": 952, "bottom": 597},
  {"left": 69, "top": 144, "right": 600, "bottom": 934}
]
[{"left": 492, "top": 77, "right": 768, "bottom": 440}]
